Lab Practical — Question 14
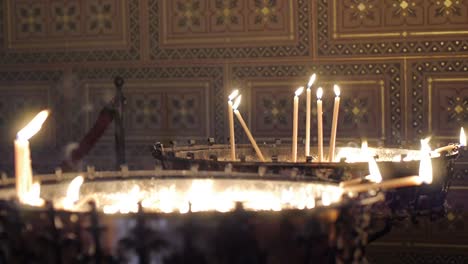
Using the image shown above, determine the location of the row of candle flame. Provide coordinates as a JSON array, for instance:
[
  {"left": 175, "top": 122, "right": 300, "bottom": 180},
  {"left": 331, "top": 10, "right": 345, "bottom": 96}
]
[
  {"left": 227, "top": 74, "right": 467, "bottom": 163},
  {"left": 227, "top": 74, "right": 341, "bottom": 163},
  {"left": 12, "top": 103, "right": 466, "bottom": 214},
  {"left": 11, "top": 109, "right": 340, "bottom": 213}
]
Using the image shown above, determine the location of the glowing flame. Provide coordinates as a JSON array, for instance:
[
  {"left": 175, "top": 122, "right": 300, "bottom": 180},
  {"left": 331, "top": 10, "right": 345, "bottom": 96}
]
[
  {"left": 392, "top": 155, "right": 402, "bottom": 162},
  {"left": 22, "top": 182, "right": 44, "bottom": 207},
  {"left": 306, "top": 198, "right": 315, "bottom": 209},
  {"left": 62, "top": 176, "right": 84, "bottom": 209},
  {"left": 17, "top": 110, "right": 49, "bottom": 141},
  {"left": 187, "top": 180, "right": 221, "bottom": 212},
  {"left": 335, "top": 141, "right": 377, "bottom": 163},
  {"left": 361, "top": 140, "right": 369, "bottom": 156},
  {"left": 232, "top": 95, "right": 242, "bottom": 110},
  {"left": 307, "top": 73, "right": 317, "bottom": 89},
  {"left": 151, "top": 185, "right": 178, "bottom": 213},
  {"left": 134, "top": 180, "right": 342, "bottom": 214},
  {"left": 335, "top": 147, "right": 365, "bottom": 163},
  {"left": 295, "top": 86, "right": 304, "bottom": 96},
  {"left": 419, "top": 138, "right": 433, "bottom": 184},
  {"left": 103, "top": 185, "right": 141, "bottom": 214},
  {"left": 316, "top": 87, "right": 323, "bottom": 99},
  {"left": 228, "top": 89, "right": 239, "bottom": 101},
  {"left": 334, "top": 84, "right": 341, "bottom": 97},
  {"left": 321, "top": 191, "right": 331, "bottom": 206},
  {"left": 421, "top": 137, "right": 431, "bottom": 153},
  {"left": 365, "top": 157, "right": 382, "bottom": 183},
  {"left": 460, "top": 127, "right": 466, "bottom": 147}
]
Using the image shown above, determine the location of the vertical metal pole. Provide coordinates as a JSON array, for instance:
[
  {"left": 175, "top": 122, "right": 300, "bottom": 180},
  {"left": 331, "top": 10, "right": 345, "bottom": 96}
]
[{"left": 114, "top": 76, "right": 126, "bottom": 169}]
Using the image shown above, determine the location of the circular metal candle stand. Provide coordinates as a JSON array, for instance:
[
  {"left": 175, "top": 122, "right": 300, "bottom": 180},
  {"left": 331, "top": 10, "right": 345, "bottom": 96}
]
[{"left": 0, "top": 144, "right": 460, "bottom": 264}]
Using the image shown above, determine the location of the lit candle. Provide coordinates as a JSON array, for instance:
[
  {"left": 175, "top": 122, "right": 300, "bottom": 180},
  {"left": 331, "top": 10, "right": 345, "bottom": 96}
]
[
  {"left": 345, "top": 138, "right": 433, "bottom": 193},
  {"left": 15, "top": 110, "right": 49, "bottom": 203},
  {"left": 316, "top": 87, "right": 324, "bottom": 162},
  {"left": 361, "top": 140, "right": 368, "bottom": 155},
  {"left": 460, "top": 127, "right": 466, "bottom": 147},
  {"left": 433, "top": 127, "right": 466, "bottom": 154},
  {"left": 340, "top": 155, "right": 381, "bottom": 188},
  {"left": 365, "top": 156, "right": 382, "bottom": 183},
  {"left": 433, "top": 144, "right": 456, "bottom": 154},
  {"left": 305, "top": 74, "right": 316, "bottom": 157},
  {"left": 328, "top": 85, "right": 340, "bottom": 162},
  {"left": 22, "top": 181, "right": 45, "bottom": 207},
  {"left": 228, "top": 89, "right": 239, "bottom": 161},
  {"left": 62, "top": 175, "right": 84, "bottom": 209},
  {"left": 419, "top": 138, "right": 433, "bottom": 184},
  {"left": 344, "top": 176, "right": 422, "bottom": 193},
  {"left": 292, "top": 87, "right": 304, "bottom": 162},
  {"left": 232, "top": 96, "right": 266, "bottom": 162}
]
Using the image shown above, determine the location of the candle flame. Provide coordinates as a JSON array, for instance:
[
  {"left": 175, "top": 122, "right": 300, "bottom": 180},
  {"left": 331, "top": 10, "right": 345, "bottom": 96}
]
[
  {"left": 99, "top": 180, "right": 342, "bottom": 214},
  {"left": 62, "top": 176, "right": 84, "bottom": 209},
  {"left": 316, "top": 87, "right": 323, "bottom": 99},
  {"left": 17, "top": 110, "right": 49, "bottom": 141},
  {"left": 103, "top": 185, "right": 141, "bottom": 214},
  {"left": 321, "top": 191, "right": 331, "bottom": 206},
  {"left": 232, "top": 95, "right": 242, "bottom": 110},
  {"left": 421, "top": 137, "right": 431, "bottom": 152},
  {"left": 22, "top": 182, "right": 44, "bottom": 207},
  {"left": 295, "top": 86, "right": 304, "bottom": 96},
  {"left": 228, "top": 89, "right": 239, "bottom": 101},
  {"left": 334, "top": 84, "right": 341, "bottom": 97},
  {"left": 307, "top": 74, "right": 317, "bottom": 89},
  {"left": 335, "top": 147, "right": 366, "bottom": 163},
  {"left": 460, "top": 127, "right": 466, "bottom": 146},
  {"left": 306, "top": 197, "right": 315, "bottom": 209},
  {"left": 365, "top": 157, "right": 382, "bottom": 183},
  {"left": 419, "top": 138, "right": 433, "bottom": 184},
  {"left": 361, "top": 140, "right": 368, "bottom": 155}
]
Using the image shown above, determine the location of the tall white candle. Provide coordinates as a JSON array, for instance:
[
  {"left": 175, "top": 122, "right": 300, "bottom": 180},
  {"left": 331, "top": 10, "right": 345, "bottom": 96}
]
[
  {"left": 14, "top": 139, "right": 31, "bottom": 201},
  {"left": 232, "top": 96, "right": 266, "bottom": 162},
  {"left": 228, "top": 90, "right": 239, "bottom": 161},
  {"left": 292, "top": 87, "right": 304, "bottom": 162},
  {"left": 305, "top": 74, "right": 316, "bottom": 157},
  {"left": 344, "top": 176, "right": 422, "bottom": 193},
  {"left": 316, "top": 87, "right": 324, "bottom": 162},
  {"left": 15, "top": 110, "right": 49, "bottom": 203},
  {"left": 460, "top": 127, "right": 466, "bottom": 146},
  {"left": 328, "top": 85, "right": 340, "bottom": 162},
  {"left": 419, "top": 138, "right": 433, "bottom": 184}
]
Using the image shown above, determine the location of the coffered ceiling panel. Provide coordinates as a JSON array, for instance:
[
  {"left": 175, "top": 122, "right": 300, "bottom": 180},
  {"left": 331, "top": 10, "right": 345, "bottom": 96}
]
[
  {"left": 149, "top": 0, "right": 311, "bottom": 60},
  {"left": 408, "top": 59, "right": 468, "bottom": 142},
  {"left": 0, "top": 0, "right": 140, "bottom": 63},
  {"left": 317, "top": 0, "right": 468, "bottom": 57}
]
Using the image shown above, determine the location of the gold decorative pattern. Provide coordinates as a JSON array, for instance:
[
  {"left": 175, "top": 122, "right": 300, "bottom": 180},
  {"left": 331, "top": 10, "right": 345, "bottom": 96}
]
[
  {"left": 5, "top": 0, "right": 128, "bottom": 50},
  {"left": 50, "top": 1, "right": 81, "bottom": 36},
  {"left": 212, "top": 0, "right": 244, "bottom": 32},
  {"left": 160, "top": 0, "right": 295, "bottom": 45},
  {"left": 86, "top": 0, "right": 116, "bottom": 35},
  {"left": 14, "top": 2, "right": 46, "bottom": 37},
  {"left": 409, "top": 60, "right": 468, "bottom": 142},
  {"left": 429, "top": 0, "right": 467, "bottom": 24},
  {"left": 332, "top": 0, "right": 468, "bottom": 39},
  {"left": 427, "top": 77, "right": 468, "bottom": 139}
]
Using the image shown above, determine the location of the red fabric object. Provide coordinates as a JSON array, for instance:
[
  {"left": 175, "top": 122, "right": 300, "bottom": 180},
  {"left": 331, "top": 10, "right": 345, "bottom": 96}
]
[{"left": 61, "top": 106, "right": 115, "bottom": 171}]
